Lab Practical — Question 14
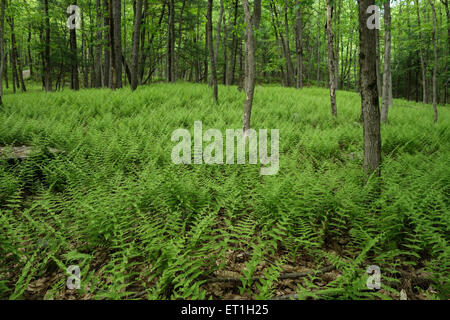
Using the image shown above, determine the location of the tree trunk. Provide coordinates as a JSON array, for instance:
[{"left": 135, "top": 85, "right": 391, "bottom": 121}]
[
  {"left": 3, "top": 52, "right": 8, "bottom": 89},
  {"left": 223, "top": 13, "right": 228, "bottom": 85},
  {"left": 94, "top": 0, "right": 103, "bottom": 88},
  {"left": 82, "top": 18, "right": 89, "bottom": 88},
  {"left": 10, "top": 17, "right": 26, "bottom": 92},
  {"left": 112, "top": 0, "right": 122, "bottom": 88},
  {"left": 242, "top": 0, "right": 259, "bottom": 133},
  {"left": 326, "top": 0, "right": 337, "bottom": 117},
  {"left": 0, "top": 0, "right": 4, "bottom": 106},
  {"left": 295, "top": 0, "right": 303, "bottom": 89},
  {"left": 214, "top": 0, "right": 224, "bottom": 65},
  {"left": 269, "top": 2, "right": 286, "bottom": 86},
  {"left": 227, "top": 0, "right": 239, "bottom": 85},
  {"left": 375, "top": 29, "right": 381, "bottom": 97},
  {"left": 131, "top": 0, "right": 143, "bottom": 91},
  {"left": 283, "top": 0, "right": 294, "bottom": 86},
  {"left": 175, "top": 0, "right": 186, "bottom": 79},
  {"left": 415, "top": 0, "right": 427, "bottom": 107},
  {"left": 316, "top": 0, "right": 321, "bottom": 84},
  {"left": 358, "top": 0, "right": 381, "bottom": 176},
  {"left": 11, "top": 45, "right": 17, "bottom": 94},
  {"left": 207, "top": 0, "right": 218, "bottom": 103},
  {"left": 43, "top": 0, "right": 52, "bottom": 92},
  {"left": 335, "top": 0, "right": 340, "bottom": 89},
  {"left": 69, "top": 2, "right": 80, "bottom": 91},
  {"left": 27, "top": 28, "right": 33, "bottom": 76},
  {"left": 428, "top": 0, "right": 438, "bottom": 123},
  {"left": 167, "top": 0, "right": 175, "bottom": 82},
  {"left": 103, "top": 0, "right": 110, "bottom": 87},
  {"left": 381, "top": 1, "right": 392, "bottom": 123}
]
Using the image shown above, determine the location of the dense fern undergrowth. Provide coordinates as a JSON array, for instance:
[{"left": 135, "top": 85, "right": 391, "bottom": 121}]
[{"left": 0, "top": 83, "right": 448, "bottom": 300}]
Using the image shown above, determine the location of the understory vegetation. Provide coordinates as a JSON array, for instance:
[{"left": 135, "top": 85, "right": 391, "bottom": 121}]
[{"left": 0, "top": 83, "right": 449, "bottom": 300}]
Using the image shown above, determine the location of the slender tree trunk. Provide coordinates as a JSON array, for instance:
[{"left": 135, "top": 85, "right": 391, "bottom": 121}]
[
  {"left": 207, "top": 0, "right": 218, "bottom": 103},
  {"left": 428, "top": 0, "right": 438, "bottom": 123},
  {"left": 283, "top": 0, "right": 294, "bottom": 86},
  {"left": 415, "top": 0, "right": 427, "bottom": 107},
  {"left": 227, "top": 0, "right": 239, "bottom": 85},
  {"left": 175, "top": 0, "right": 186, "bottom": 79},
  {"left": 103, "top": 0, "right": 110, "bottom": 87},
  {"left": 43, "top": 0, "right": 51, "bottom": 92},
  {"left": 27, "top": 28, "right": 33, "bottom": 76},
  {"left": 95, "top": 0, "right": 103, "bottom": 88},
  {"left": 112, "top": 0, "right": 122, "bottom": 88},
  {"left": 10, "top": 17, "right": 26, "bottom": 92},
  {"left": 69, "top": 2, "right": 80, "bottom": 91},
  {"left": 137, "top": 0, "right": 148, "bottom": 85},
  {"left": 82, "top": 17, "right": 89, "bottom": 88},
  {"left": 0, "top": 0, "right": 4, "bottom": 106},
  {"left": 326, "top": 0, "right": 337, "bottom": 117},
  {"left": 359, "top": 0, "right": 381, "bottom": 176},
  {"left": 269, "top": 3, "right": 286, "bottom": 86},
  {"left": 316, "top": 0, "right": 321, "bottom": 84},
  {"left": 223, "top": 13, "right": 228, "bottom": 85},
  {"left": 375, "top": 29, "right": 381, "bottom": 97},
  {"left": 131, "top": 0, "right": 143, "bottom": 91},
  {"left": 296, "top": 0, "right": 303, "bottom": 89},
  {"left": 215, "top": 0, "right": 224, "bottom": 65},
  {"left": 335, "top": 0, "right": 340, "bottom": 89},
  {"left": 242, "top": 0, "right": 260, "bottom": 133},
  {"left": 11, "top": 46, "right": 17, "bottom": 94},
  {"left": 3, "top": 52, "right": 8, "bottom": 89},
  {"left": 381, "top": 1, "right": 392, "bottom": 123},
  {"left": 167, "top": 0, "right": 175, "bottom": 82}
]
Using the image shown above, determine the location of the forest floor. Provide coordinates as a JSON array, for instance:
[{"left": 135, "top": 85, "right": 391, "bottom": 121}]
[{"left": 0, "top": 83, "right": 449, "bottom": 300}]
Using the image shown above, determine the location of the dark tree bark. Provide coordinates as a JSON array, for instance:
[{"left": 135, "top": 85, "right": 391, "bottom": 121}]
[
  {"left": 131, "top": 0, "right": 143, "bottom": 91},
  {"left": 415, "top": 0, "right": 427, "bottom": 107},
  {"left": 0, "top": 0, "right": 5, "bottom": 106},
  {"left": 270, "top": 0, "right": 294, "bottom": 86},
  {"left": 81, "top": 13, "right": 89, "bottom": 88},
  {"left": 103, "top": 0, "right": 110, "bottom": 87},
  {"left": 27, "top": 27, "right": 33, "bottom": 76},
  {"left": 94, "top": 0, "right": 103, "bottom": 88},
  {"left": 316, "top": 0, "right": 321, "bottom": 84},
  {"left": 269, "top": 2, "right": 287, "bottom": 86},
  {"left": 428, "top": 0, "right": 438, "bottom": 123},
  {"left": 358, "top": 0, "right": 381, "bottom": 176},
  {"left": 9, "top": 17, "right": 26, "bottom": 92},
  {"left": 43, "top": 0, "right": 52, "bottom": 92},
  {"left": 381, "top": 1, "right": 392, "bottom": 123},
  {"left": 69, "top": 2, "right": 80, "bottom": 91},
  {"left": 295, "top": 0, "right": 303, "bottom": 89},
  {"left": 227, "top": 0, "right": 239, "bottom": 85},
  {"left": 11, "top": 44, "right": 17, "bottom": 93},
  {"left": 175, "top": 0, "right": 186, "bottom": 78},
  {"left": 112, "top": 0, "right": 122, "bottom": 88},
  {"left": 207, "top": 0, "right": 218, "bottom": 103},
  {"left": 326, "top": 0, "right": 337, "bottom": 117},
  {"left": 375, "top": 29, "right": 381, "bottom": 97},
  {"left": 223, "top": 12, "right": 228, "bottom": 85},
  {"left": 3, "top": 52, "right": 7, "bottom": 89},
  {"left": 167, "top": 0, "right": 175, "bottom": 82}
]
